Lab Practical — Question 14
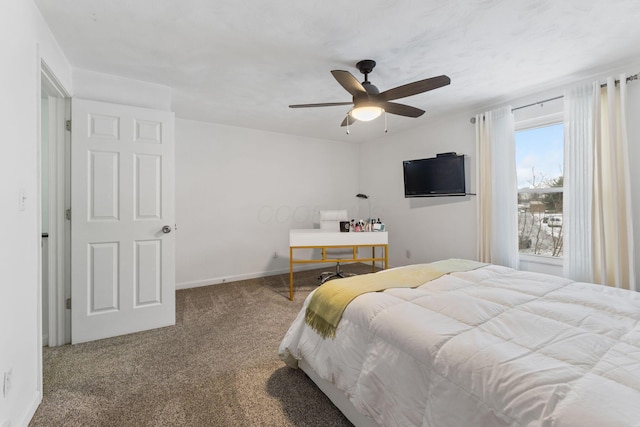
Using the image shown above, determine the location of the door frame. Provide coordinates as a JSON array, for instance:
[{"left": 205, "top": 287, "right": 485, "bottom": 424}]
[{"left": 40, "top": 60, "right": 71, "bottom": 347}]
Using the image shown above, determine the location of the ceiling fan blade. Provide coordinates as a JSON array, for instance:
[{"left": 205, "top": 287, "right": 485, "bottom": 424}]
[
  {"left": 379, "top": 75, "right": 451, "bottom": 101},
  {"left": 331, "top": 70, "right": 367, "bottom": 96},
  {"left": 289, "top": 101, "right": 353, "bottom": 108},
  {"left": 380, "top": 101, "right": 425, "bottom": 118},
  {"left": 340, "top": 115, "right": 357, "bottom": 127}
]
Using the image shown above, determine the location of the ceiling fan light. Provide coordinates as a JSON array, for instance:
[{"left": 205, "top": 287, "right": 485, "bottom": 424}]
[{"left": 350, "top": 106, "right": 383, "bottom": 121}]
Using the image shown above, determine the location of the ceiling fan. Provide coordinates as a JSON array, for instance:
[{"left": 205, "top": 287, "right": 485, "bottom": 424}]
[{"left": 289, "top": 59, "right": 450, "bottom": 127}]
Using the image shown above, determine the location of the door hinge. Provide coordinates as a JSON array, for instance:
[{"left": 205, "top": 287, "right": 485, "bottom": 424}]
[
  {"left": 66, "top": 298, "right": 71, "bottom": 310},
  {"left": 65, "top": 208, "right": 71, "bottom": 220},
  {"left": 65, "top": 119, "right": 71, "bottom": 131}
]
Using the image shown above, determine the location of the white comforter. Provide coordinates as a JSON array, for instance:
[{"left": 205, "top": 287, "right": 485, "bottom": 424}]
[{"left": 278, "top": 264, "right": 640, "bottom": 427}]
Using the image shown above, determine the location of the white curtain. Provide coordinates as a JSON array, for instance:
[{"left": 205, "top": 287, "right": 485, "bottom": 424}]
[
  {"left": 475, "top": 106, "right": 518, "bottom": 268},
  {"left": 593, "top": 76, "right": 636, "bottom": 290},
  {"left": 563, "top": 83, "right": 596, "bottom": 282},
  {"left": 563, "top": 75, "right": 636, "bottom": 290}
]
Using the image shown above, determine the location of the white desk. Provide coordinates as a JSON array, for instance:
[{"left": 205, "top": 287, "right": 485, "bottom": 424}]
[{"left": 288, "top": 229, "right": 389, "bottom": 300}]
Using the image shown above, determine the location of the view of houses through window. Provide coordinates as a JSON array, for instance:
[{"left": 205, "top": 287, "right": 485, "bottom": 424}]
[{"left": 515, "top": 122, "right": 564, "bottom": 257}]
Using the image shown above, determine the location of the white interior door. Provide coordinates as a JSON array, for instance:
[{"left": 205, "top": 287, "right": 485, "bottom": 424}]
[{"left": 71, "top": 99, "right": 175, "bottom": 344}]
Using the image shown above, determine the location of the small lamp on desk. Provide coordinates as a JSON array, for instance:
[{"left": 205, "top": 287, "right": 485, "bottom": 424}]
[{"left": 355, "top": 193, "right": 371, "bottom": 223}]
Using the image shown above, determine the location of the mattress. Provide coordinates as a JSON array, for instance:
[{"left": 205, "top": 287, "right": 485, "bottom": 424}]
[{"left": 278, "top": 262, "right": 640, "bottom": 427}]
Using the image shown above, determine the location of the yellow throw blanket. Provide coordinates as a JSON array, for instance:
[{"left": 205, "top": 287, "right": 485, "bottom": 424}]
[{"left": 305, "top": 259, "right": 488, "bottom": 338}]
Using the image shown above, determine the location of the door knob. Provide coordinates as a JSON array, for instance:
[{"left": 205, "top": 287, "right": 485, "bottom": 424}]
[{"left": 162, "top": 225, "right": 172, "bottom": 234}]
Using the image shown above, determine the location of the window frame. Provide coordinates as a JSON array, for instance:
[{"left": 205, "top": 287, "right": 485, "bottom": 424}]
[{"left": 515, "top": 112, "right": 564, "bottom": 262}]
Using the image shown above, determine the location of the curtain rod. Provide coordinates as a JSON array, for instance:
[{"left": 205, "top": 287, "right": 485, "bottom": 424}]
[
  {"left": 511, "top": 95, "right": 563, "bottom": 113},
  {"left": 470, "top": 73, "right": 639, "bottom": 124}
]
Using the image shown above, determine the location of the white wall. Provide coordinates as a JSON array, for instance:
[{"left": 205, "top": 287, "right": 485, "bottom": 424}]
[
  {"left": 0, "top": 1, "right": 71, "bottom": 426},
  {"left": 175, "top": 119, "right": 361, "bottom": 288},
  {"left": 357, "top": 112, "right": 478, "bottom": 268}
]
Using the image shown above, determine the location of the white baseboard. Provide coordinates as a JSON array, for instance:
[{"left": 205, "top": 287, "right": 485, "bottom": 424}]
[
  {"left": 176, "top": 263, "right": 335, "bottom": 290},
  {"left": 18, "top": 390, "right": 42, "bottom": 427}
]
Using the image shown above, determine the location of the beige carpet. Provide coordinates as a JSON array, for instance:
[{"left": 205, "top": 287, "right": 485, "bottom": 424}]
[{"left": 30, "top": 264, "right": 377, "bottom": 427}]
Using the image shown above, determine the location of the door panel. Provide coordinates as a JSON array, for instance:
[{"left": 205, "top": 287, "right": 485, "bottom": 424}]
[
  {"left": 71, "top": 99, "right": 175, "bottom": 344},
  {"left": 135, "top": 240, "right": 161, "bottom": 306},
  {"left": 135, "top": 154, "right": 161, "bottom": 219},
  {"left": 89, "top": 151, "right": 119, "bottom": 220},
  {"left": 89, "top": 242, "right": 118, "bottom": 312}
]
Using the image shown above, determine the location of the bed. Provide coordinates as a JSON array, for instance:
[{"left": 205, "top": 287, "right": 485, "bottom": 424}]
[{"left": 278, "top": 260, "right": 640, "bottom": 427}]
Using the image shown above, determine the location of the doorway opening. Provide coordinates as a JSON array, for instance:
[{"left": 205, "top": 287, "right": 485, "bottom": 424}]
[{"left": 41, "top": 61, "right": 71, "bottom": 346}]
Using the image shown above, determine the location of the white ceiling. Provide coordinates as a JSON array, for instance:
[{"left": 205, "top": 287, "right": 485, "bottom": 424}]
[{"left": 35, "top": 0, "right": 640, "bottom": 143}]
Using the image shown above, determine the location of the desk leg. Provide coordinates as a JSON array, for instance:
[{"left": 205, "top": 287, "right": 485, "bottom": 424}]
[
  {"left": 372, "top": 247, "right": 376, "bottom": 272},
  {"left": 289, "top": 247, "right": 294, "bottom": 301},
  {"left": 384, "top": 244, "right": 389, "bottom": 269}
]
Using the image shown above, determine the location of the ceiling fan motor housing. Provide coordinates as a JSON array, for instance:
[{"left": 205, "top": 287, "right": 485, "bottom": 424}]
[{"left": 361, "top": 81, "right": 379, "bottom": 94}]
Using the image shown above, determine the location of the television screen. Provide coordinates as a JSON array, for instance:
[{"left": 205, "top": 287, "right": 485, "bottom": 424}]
[{"left": 403, "top": 154, "right": 466, "bottom": 197}]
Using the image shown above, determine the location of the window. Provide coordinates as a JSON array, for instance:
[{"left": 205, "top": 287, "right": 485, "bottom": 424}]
[{"left": 515, "top": 121, "right": 564, "bottom": 257}]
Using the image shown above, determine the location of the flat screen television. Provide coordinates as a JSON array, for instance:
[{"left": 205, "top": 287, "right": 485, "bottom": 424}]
[{"left": 403, "top": 153, "right": 466, "bottom": 197}]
